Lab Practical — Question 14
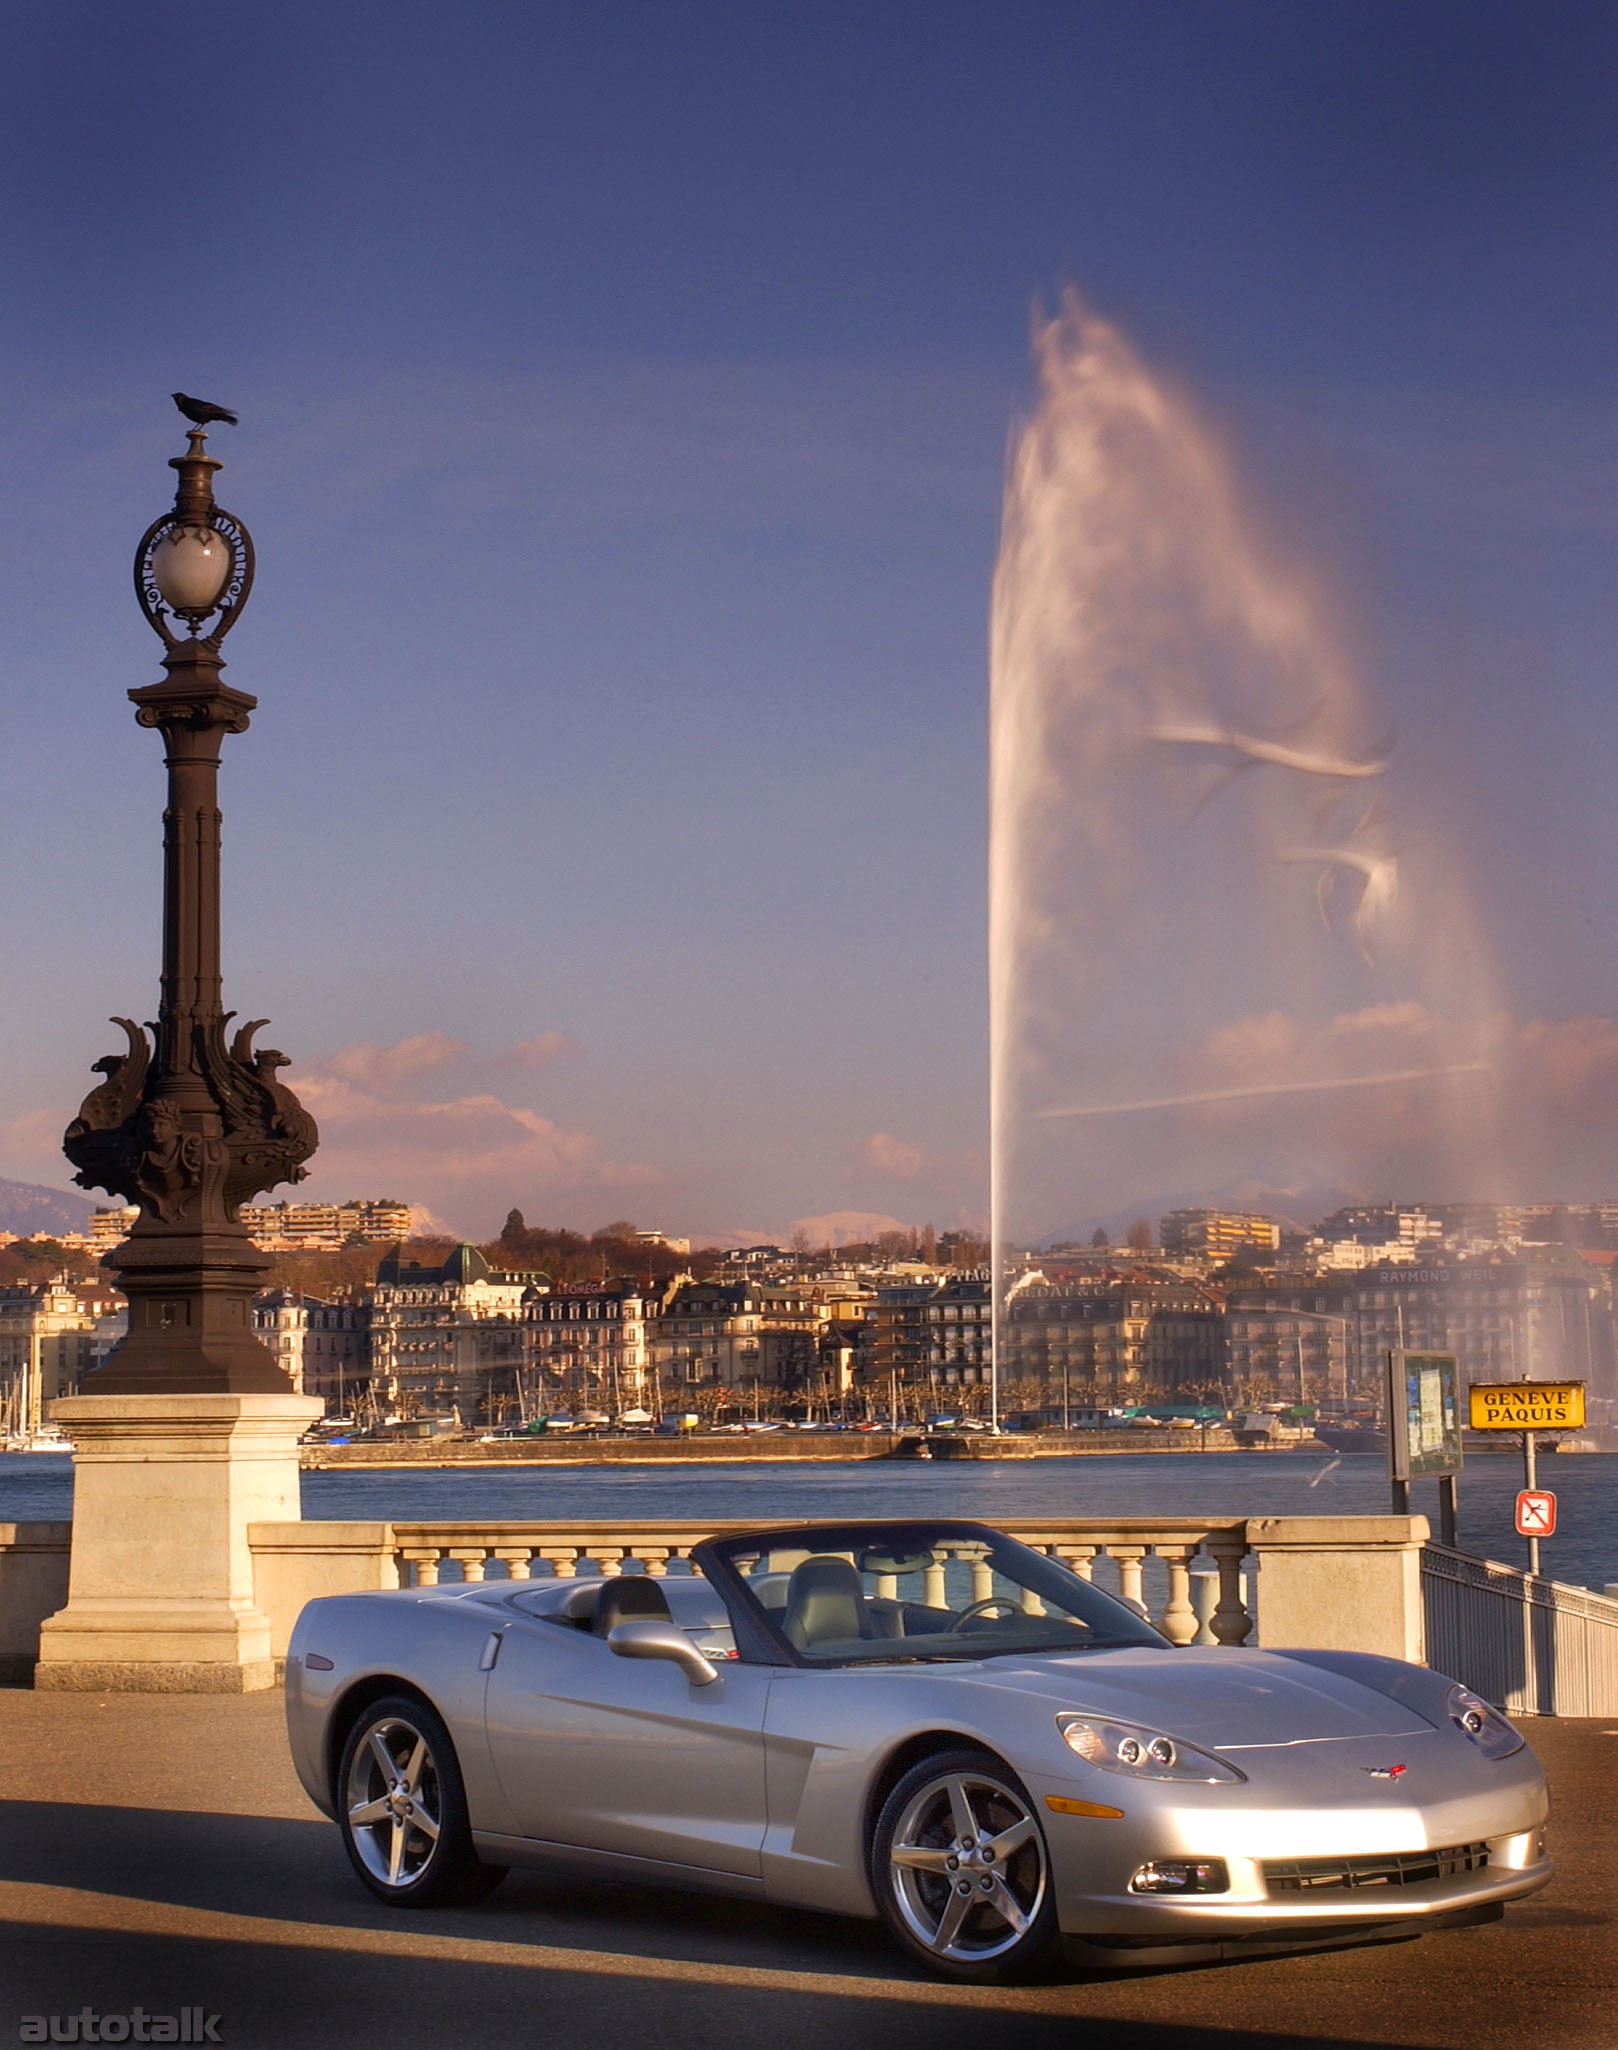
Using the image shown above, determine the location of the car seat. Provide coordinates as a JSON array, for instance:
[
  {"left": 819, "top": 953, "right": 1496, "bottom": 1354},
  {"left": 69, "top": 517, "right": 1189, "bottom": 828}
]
[{"left": 781, "top": 1554, "right": 868, "bottom": 1650}]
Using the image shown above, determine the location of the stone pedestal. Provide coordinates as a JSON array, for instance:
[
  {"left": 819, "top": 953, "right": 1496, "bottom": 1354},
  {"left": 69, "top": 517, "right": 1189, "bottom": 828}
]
[
  {"left": 1246, "top": 1513, "right": 1430, "bottom": 1662},
  {"left": 35, "top": 1391, "right": 321, "bottom": 1692}
]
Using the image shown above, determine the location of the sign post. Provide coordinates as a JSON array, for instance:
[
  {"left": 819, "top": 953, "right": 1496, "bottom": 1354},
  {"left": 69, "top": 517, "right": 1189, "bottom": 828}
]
[
  {"left": 1386, "top": 1350, "right": 1463, "bottom": 1544},
  {"left": 1514, "top": 1486, "right": 1557, "bottom": 1573},
  {"left": 1468, "top": 1382, "right": 1584, "bottom": 1577}
]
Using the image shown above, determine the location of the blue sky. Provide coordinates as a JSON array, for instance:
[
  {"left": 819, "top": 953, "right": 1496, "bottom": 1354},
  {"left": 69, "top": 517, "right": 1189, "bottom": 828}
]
[{"left": 4, "top": 3, "right": 1618, "bottom": 1242}]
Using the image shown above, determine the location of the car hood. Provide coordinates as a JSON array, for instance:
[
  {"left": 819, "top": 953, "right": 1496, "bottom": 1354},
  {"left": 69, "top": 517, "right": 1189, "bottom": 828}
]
[{"left": 949, "top": 1647, "right": 1436, "bottom": 1747}]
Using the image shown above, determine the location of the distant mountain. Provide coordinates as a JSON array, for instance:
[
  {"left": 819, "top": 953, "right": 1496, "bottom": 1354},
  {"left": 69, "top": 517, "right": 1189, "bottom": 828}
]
[{"left": 0, "top": 1177, "right": 98, "bottom": 1238}]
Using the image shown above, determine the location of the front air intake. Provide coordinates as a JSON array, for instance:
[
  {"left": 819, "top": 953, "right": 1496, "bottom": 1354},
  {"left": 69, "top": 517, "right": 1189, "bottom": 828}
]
[{"left": 1263, "top": 1842, "right": 1490, "bottom": 1894}]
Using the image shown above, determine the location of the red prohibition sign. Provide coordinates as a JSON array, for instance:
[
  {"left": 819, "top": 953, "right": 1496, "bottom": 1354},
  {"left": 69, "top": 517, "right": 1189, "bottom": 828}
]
[{"left": 1515, "top": 1490, "right": 1557, "bottom": 1537}]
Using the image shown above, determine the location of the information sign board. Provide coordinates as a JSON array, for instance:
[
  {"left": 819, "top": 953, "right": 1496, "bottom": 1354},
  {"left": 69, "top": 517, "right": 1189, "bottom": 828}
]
[
  {"left": 1468, "top": 1382, "right": 1585, "bottom": 1431},
  {"left": 1387, "top": 1351, "right": 1463, "bottom": 1480},
  {"left": 1515, "top": 1490, "right": 1557, "bottom": 1537}
]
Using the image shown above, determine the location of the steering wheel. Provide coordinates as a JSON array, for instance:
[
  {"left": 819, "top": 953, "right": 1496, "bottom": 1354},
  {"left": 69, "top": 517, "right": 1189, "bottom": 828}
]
[{"left": 956, "top": 1595, "right": 1024, "bottom": 1632}]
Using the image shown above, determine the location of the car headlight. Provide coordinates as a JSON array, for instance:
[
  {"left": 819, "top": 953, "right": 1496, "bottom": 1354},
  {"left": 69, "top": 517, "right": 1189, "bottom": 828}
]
[
  {"left": 1447, "top": 1684, "right": 1525, "bottom": 1760},
  {"left": 1058, "top": 1713, "right": 1245, "bottom": 1783}
]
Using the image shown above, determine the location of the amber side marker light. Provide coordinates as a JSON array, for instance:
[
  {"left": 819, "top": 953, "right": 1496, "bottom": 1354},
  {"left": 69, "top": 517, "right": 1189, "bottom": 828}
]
[{"left": 1045, "top": 1796, "right": 1125, "bottom": 1819}]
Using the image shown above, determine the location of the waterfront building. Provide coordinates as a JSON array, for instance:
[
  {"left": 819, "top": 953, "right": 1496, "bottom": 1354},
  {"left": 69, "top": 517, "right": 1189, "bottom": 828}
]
[
  {"left": 1003, "top": 1276, "right": 1224, "bottom": 1415},
  {"left": 1345, "top": 1257, "right": 1614, "bottom": 1399},
  {"left": 252, "top": 1290, "right": 371, "bottom": 1411},
  {"left": 1221, "top": 1280, "right": 1357, "bottom": 1404},
  {"left": 922, "top": 1272, "right": 993, "bottom": 1388},
  {"left": 523, "top": 1281, "right": 651, "bottom": 1418},
  {"left": 649, "top": 1279, "right": 764, "bottom": 1398},
  {"left": 870, "top": 1280, "right": 941, "bottom": 1401},
  {"left": 254, "top": 1288, "right": 310, "bottom": 1395},
  {"left": 0, "top": 1278, "right": 109, "bottom": 1436},
  {"left": 367, "top": 1243, "right": 538, "bottom": 1420}
]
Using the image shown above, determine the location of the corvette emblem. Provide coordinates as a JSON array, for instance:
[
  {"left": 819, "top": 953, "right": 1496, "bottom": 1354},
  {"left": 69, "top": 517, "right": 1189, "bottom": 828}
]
[{"left": 1361, "top": 1764, "right": 1408, "bottom": 1778}]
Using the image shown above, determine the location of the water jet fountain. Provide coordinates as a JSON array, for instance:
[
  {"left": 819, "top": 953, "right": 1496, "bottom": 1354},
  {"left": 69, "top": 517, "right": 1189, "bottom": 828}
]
[{"left": 986, "top": 294, "right": 1499, "bottom": 1416}]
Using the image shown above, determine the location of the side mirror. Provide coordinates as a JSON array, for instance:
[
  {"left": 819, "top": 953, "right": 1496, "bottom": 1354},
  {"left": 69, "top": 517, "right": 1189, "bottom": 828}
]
[{"left": 606, "top": 1617, "right": 719, "bottom": 1686}]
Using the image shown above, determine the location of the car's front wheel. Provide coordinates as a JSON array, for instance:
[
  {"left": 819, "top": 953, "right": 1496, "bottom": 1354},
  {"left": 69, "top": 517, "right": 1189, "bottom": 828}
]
[
  {"left": 337, "top": 1694, "right": 505, "bottom": 1907},
  {"left": 871, "top": 1748, "right": 1059, "bottom": 1981}
]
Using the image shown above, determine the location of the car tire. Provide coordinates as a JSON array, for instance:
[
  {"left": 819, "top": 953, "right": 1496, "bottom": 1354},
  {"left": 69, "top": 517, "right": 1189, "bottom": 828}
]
[
  {"left": 336, "top": 1693, "right": 505, "bottom": 1908},
  {"left": 871, "top": 1747, "right": 1060, "bottom": 1982}
]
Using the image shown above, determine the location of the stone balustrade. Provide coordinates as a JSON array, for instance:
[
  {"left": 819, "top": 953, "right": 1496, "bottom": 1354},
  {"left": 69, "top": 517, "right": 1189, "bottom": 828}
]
[
  {"left": 381, "top": 1517, "right": 1259, "bottom": 1651},
  {"left": 0, "top": 1513, "right": 1435, "bottom": 1680},
  {"left": 0, "top": 1523, "right": 71, "bottom": 1685}
]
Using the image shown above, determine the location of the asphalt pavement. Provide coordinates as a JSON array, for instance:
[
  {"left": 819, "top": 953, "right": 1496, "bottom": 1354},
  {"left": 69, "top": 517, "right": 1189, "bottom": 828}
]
[{"left": 0, "top": 1690, "right": 1612, "bottom": 2050}]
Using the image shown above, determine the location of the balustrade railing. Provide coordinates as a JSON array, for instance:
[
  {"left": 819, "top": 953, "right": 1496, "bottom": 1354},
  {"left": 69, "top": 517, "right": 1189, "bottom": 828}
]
[
  {"left": 386, "top": 1517, "right": 1256, "bottom": 1647},
  {"left": 1422, "top": 1542, "right": 1618, "bottom": 1716}
]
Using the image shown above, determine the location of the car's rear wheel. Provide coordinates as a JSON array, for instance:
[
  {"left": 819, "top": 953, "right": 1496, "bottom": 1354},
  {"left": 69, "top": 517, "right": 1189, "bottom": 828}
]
[
  {"left": 337, "top": 1694, "right": 505, "bottom": 1907},
  {"left": 871, "top": 1748, "right": 1059, "bottom": 1981}
]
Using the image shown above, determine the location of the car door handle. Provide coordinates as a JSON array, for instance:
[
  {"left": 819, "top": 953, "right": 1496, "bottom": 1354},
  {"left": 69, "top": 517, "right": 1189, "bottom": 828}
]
[{"left": 479, "top": 1631, "right": 504, "bottom": 1672}]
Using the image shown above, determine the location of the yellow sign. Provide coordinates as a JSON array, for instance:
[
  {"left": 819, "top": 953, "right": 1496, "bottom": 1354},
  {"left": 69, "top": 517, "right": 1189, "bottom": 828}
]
[{"left": 1468, "top": 1382, "right": 1585, "bottom": 1431}]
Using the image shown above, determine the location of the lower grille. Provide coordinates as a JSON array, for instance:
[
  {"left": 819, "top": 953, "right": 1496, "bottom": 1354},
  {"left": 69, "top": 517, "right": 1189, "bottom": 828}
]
[{"left": 1264, "top": 1841, "right": 1490, "bottom": 1894}]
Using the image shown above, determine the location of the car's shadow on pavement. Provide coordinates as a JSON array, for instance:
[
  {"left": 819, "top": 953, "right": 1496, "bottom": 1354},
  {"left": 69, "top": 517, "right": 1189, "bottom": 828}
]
[{"left": 0, "top": 1797, "right": 1464, "bottom": 2050}]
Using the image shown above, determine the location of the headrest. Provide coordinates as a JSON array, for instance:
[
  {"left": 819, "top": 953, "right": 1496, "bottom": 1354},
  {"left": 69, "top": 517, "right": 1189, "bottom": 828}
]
[{"left": 594, "top": 1575, "right": 673, "bottom": 1635}]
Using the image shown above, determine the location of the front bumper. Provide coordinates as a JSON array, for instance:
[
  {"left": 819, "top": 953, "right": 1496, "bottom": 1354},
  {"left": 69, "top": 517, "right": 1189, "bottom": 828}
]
[{"left": 1031, "top": 1742, "right": 1552, "bottom": 1956}]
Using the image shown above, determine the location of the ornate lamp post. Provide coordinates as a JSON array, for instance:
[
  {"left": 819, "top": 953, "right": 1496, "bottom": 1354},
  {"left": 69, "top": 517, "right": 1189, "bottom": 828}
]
[
  {"left": 36, "top": 409, "right": 326, "bottom": 1694},
  {"left": 62, "top": 421, "right": 317, "bottom": 1392}
]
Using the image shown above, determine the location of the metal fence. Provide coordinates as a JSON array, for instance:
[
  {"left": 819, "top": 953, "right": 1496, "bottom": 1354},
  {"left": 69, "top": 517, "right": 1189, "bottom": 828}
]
[{"left": 1422, "top": 1542, "right": 1618, "bottom": 1715}]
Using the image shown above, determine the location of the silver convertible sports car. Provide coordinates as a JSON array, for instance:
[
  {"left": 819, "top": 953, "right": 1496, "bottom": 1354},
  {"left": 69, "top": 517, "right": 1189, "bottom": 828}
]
[{"left": 284, "top": 1518, "right": 1552, "bottom": 1981}]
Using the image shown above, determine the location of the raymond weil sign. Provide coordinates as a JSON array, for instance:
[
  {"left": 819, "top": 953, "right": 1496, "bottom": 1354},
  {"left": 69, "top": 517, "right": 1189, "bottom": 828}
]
[{"left": 1468, "top": 1382, "right": 1586, "bottom": 1431}]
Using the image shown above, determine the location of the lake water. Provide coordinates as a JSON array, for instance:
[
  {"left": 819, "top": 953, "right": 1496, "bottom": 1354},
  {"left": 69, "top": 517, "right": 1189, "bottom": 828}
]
[{"left": 4, "top": 1447, "right": 1616, "bottom": 1595}]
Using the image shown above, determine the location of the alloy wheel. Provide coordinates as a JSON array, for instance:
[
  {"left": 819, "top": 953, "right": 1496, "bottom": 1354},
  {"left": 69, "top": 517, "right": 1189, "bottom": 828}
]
[
  {"left": 343, "top": 1712, "right": 446, "bottom": 1891},
  {"left": 883, "top": 1762, "right": 1050, "bottom": 1968}
]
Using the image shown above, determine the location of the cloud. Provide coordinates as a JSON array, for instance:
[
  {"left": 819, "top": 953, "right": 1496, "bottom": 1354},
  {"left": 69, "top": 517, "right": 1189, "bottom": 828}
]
[
  {"left": 1159, "top": 1003, "right": 1618, "bottom": 1203},
  {"left": 852, "top": 1130, "right": 987, "bottom": 1225},
  {"left": 284, "top": 1034, "right": 657, "bottom": 1236},
  {"left": 323, "top": 1033, "right": 468, "bottom": 1096},
  {"left": 499, "top": 1033, "right": 576, "bottom": 1071},
  {"left": 0, "top": 1108, "right": 71, "bottom": 1187},
  {"left": 861, "top": 1131, "right": 927, "bottom": 1180}
]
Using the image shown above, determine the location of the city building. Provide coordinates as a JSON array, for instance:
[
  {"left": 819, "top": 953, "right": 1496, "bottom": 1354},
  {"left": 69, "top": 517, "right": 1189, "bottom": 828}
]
[
  {"left": 1346, "top": 1257, "right": 1613, "bottom": 1399},
  {"left": 1003, "top": 1276, "right": 1223, "bottom": 1413},
  {"left": 89, "top": 1207, "right": 140, "bottom": 1257},
  {"left": 522, "top": 1281, "right": 652, "bottom": 1418},
  {"left": 922, "top": 1272, "right": 993, "bottom": 1387},
  {"left": 240, "top": 1199, "right": 415, "bottom": 1251},
  {"left": 1221, "top": 1280, "right": 1357, "bottom": 1404},
  {"left": 633, "top": 1228, "right": 692, "bottom": 1256},
  {"left": 91, "top": 1197, "right": 413, "bottom": 1258},
  {"left": 253, "top": 1290, "right": 371, "bottom": 1409},
  {"left": 650, "top": 1279, "right": 764, "bottom": 1396},
  {"left": 870, "top": 1279, "right": 941, "bottom": 1401},
  {"left": 0, "top": 1278, "right": 111, "bottom": 1437},
  {"left": 1159, "top": 1209, "right": 1282, "bottom": 1261},
  {"left": 367, "top": 1243, "right": 539, "bottom": 1419}
]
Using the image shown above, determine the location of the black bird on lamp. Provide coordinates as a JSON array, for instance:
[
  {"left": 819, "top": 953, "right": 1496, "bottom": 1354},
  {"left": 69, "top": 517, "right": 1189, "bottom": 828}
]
[{"left": 172, "top": 391, "right": 238, "bottom": 427}]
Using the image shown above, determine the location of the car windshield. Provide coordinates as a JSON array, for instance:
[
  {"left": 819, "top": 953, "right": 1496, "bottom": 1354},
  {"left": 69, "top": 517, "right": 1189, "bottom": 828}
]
[{"left": 704, "top": 1520, "right": 1168, "bottom": 1666}]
